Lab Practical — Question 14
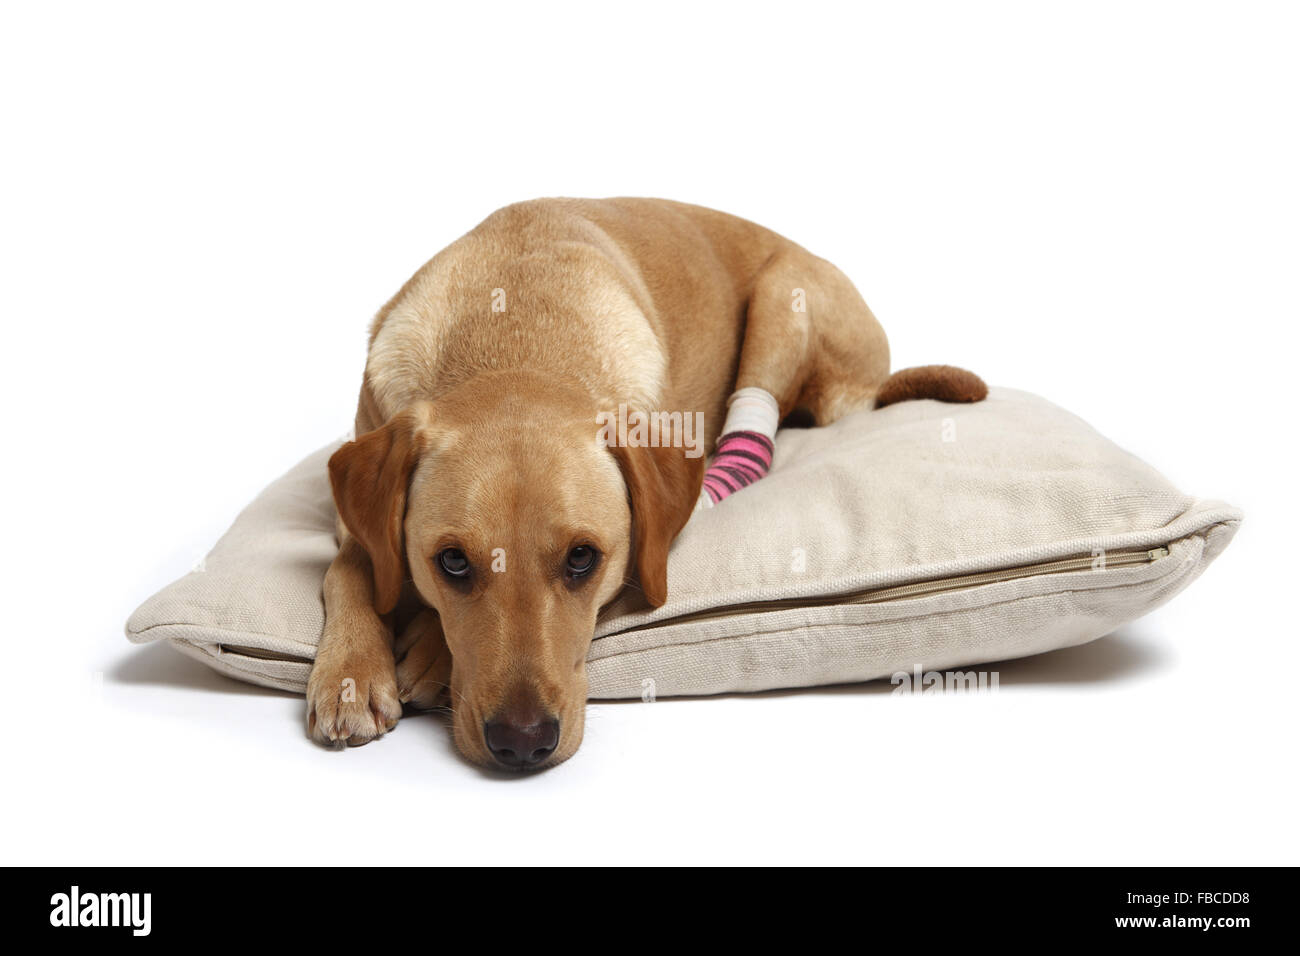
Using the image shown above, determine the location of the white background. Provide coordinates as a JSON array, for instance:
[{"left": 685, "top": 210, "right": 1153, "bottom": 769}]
[{"left": 2, "top": 1, "right": 1295, "bottom": 865}]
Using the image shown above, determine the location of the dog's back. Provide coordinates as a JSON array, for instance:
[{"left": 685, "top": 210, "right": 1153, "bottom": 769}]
[{"left": 361, "top": 198, "right": 796, "bottom": 433}]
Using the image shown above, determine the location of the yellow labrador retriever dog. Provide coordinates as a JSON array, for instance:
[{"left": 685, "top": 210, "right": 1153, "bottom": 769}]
[{"left": 308, "top": 198, "right": 985, "bottom": 769}]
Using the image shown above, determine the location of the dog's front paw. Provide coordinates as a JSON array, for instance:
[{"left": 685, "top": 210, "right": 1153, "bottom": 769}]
[
  {"left": 395, "top": 609, "right": 452, "bottom": 711},
  {"left": 306, "top": 647, "right": 401, "bottom": 747}
]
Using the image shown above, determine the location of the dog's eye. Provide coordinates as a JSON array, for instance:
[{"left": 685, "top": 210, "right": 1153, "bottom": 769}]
[
  {"left": 437, "top": 548, "right": 471, "bottom": 578},
  {"left": 565, "top": 545, "right": 598, "bottom": 577}
]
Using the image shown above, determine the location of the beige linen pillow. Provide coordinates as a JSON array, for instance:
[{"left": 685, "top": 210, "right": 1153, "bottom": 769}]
[{"left": 125, "top": 388, "right": 1240, "bottom": 698}]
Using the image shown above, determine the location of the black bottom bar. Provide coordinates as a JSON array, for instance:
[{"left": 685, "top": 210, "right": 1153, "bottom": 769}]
[{"left": 12, "top": 866, "right": 1287, "bottom": 942}]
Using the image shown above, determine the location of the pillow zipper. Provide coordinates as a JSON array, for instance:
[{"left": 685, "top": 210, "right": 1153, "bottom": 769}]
[{"left": 606, "top": 546, "right": 1171, "bottom": 634}]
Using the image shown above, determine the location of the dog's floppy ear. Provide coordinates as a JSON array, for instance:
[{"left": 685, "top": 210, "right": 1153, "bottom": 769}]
[
  {"left": 328, "top": 403, "right": 433, "bottom": 615},
  {"left": 611, "top": 441, "right": 705, "bottom": 608}
]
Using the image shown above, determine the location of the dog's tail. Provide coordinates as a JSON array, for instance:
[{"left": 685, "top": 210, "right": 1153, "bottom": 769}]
[{"left": 874, "top": 365, "right": 988, "bottom": 409}]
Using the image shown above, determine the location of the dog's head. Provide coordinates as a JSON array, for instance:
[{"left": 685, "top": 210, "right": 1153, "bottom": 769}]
[{"left": 328, "top": 377, "right": 702, "bottom": 770}]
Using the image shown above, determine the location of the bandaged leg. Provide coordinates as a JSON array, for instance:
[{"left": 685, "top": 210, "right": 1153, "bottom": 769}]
[{"left": 697, "top": 387, "right": 780, "bottom": 510}]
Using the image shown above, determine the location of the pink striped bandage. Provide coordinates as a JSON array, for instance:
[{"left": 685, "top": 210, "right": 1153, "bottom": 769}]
[
  {"left": 701, "top": 431, "right": 775, "bottom": 505},
  {"left": 696, "top": 387, "right": 781, "bottom": 510}
]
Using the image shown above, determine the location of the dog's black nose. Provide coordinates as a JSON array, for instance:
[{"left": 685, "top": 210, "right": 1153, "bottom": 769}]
[{"left": 484, "top": 716, "right": 560, "bottom": 768}]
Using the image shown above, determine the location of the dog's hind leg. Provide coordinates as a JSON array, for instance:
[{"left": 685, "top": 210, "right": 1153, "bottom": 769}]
[
  {"left": 697, "top": 250, "right": 890, "bottom": 509},
  {"left": 739, "top": 251, "right": 986, "bottom": 421},
  {"left": 737, "top": 249, "right": 892, "bottom": 427}
]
